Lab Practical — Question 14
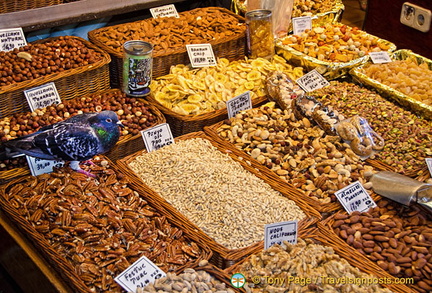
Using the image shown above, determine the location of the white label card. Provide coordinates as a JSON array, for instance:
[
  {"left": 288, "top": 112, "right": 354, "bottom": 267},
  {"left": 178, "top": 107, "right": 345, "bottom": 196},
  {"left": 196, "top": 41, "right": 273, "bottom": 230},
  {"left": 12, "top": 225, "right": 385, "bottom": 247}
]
[
  {"left": 186, "top": 44, "right": 216, "bottom": 67},
  {"left": 296, "top": 69, "right": 330, "bottom": 92},
  {"left": 226, "top": 91, "right": 252, "bottom": 118},
  {"left": 150, "top": 4, "right": 179, "bottom": 18},
  {"left": 426, "top": 158, "right": 432, "bottom": 177},
  {"left": 369, "top": 51, "right": 392, "bottom": 64},
  {"left": 264, "top": 220, "right": 298, "bottom": 249},
  {"left": 292, "top": 16, "right": 312, "bottom": 35},
  {"left": 115, "top": 255, "right": 166, "bottom": 292},
  {"left": 24, "top": 82, "right": 62, "bottom": 112},
  {"left": 335, "top": 181, "right": 377, "bottom": 214},
  {"left": 27, "top": 156, "right": 65, "bottom": 176},
  {"left": 0, "top": 28, "right": 27, "bottom": 52},
  {"left": 141, "top": 123, "right": 174, "bottom": 152}
]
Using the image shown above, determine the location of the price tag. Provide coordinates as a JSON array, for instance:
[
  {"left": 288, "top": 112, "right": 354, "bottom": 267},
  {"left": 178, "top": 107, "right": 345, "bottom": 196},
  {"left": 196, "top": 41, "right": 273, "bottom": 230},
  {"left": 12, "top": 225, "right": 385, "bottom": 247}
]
[
  {"left": 0, "top": 28, "right": 27, "bottom": 52},
  {"left": 226, "top": 91, "right": 252, "bottom": 118},
  {"left": 141, "top": 123, "right": 174, "bottom": 152},
  {"left": 150, "top": 4, "right": 179, "bottom": 18},
  {"left": 27, "top": 156, "right": 65, "bottom": 176},
  {"left": 115, "top": 255, "right": 166, "bottom": 292},
  {"left": 369, "top": 51, "right": 392, "bottom": 64},
  {"left": 24, "top": 82, "right": 62, "bottom": 112},
  {"left": 296, "top": 69, "right": 330, "bottom": 92},
  {"left": 426, "top": 158, "right": 432, "bottom": 177},
  {"left": 186, "top": 44, "right": 216, "bottom": 68},
  {"left": 264, "top": 220, "right": 298, "bottom": 249},
  {"left": 335, "top": 181, "right": 377, "bottom": 214},
  {"left": 292, "top": 16, "right": 312, "bottom": 35}
]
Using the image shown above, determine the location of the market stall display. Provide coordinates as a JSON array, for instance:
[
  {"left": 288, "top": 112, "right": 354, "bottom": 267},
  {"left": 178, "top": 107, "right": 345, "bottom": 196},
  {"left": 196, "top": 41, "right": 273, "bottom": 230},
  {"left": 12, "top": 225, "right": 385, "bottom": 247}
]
[
  {"left": 147, "top": 56, "right": 303, "bottom": 136},
  {"left": 205, "top": 102, "right": 379, "bottom": 212},
  {"left": 118, "top": 131, "right": 320, "bottom": 268},
  {"left": 88, "top": 7, "right": 246, "bottom": 88},
  {"left": 0, "top": 157, "right": 211, "bottom": 293},
  {"left": 0, "top": 0, "right": 62, "bottom": 13},
  {"left": 276, "top": 22, "right": 396, "bottom": 79},
  {"left": 350, "top": 49, "right": 432, "bottom": 120},
  {"left": 0, "top": 36, "right": 110, "bottom": 117}
]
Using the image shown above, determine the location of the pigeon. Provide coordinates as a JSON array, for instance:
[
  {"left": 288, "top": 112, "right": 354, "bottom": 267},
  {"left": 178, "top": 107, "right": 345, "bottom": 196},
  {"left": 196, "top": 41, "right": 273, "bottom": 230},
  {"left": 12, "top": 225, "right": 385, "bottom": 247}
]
[{"left": 0, "top": 110, "right": 123, "bottom": 177}]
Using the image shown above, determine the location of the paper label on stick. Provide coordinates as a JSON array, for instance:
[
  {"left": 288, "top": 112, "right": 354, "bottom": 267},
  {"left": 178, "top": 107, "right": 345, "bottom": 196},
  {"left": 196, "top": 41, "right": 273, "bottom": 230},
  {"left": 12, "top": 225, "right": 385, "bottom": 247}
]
[
  {"left": 426, "top": 158, "right": 432, "bottom": 177},
  {"left": 186, "top": 44, "right": 216, "bottom": 67},
  {"left": 264, "top": 220, "right": 298, "bottom": 249},
  {"left": 0, "top": 28, "right": 26, "bottom": 52},
  {"left": 27, "top": 156, "right": 65, "bottom": 176},
  {"left": 335, "top": 181, "right": 377, "bottom": 214},
  {"left": 369, "top": 51, "right": 392, "bottom": 64},
  {"left": 141, "top": 123, "right": 174, "bottom": 152},
  {"left": 115, "top": 255, "right": 166, "bottom": 292},
  {"left": 292, "top": 16, "right": 312, "bottom": 35},
  {"left": 296, "top": 69, "right": 330, "bottom": 92},
  {"left": 226, "top": 91, "right": 252, "bottom": 118},
  {"left": 150, "top": 4, "right": 179, "bottom": 18},
  {"left": 24, "top": 82, "right": 61, "bottom": 112}
]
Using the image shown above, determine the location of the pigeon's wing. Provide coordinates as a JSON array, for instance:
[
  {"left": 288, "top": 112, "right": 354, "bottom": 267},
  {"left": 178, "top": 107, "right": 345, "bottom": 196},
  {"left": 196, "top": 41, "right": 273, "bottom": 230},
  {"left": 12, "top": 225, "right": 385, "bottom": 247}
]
[{"left": 32, "top": 122, "right": 102, "bottom": 161}]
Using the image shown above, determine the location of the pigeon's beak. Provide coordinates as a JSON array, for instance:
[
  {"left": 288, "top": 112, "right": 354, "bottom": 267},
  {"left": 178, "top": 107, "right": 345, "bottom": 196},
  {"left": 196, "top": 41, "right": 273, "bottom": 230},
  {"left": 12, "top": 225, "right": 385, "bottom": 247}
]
[{"left": 117, "top": 121, "right": 125, "bottom": 128}]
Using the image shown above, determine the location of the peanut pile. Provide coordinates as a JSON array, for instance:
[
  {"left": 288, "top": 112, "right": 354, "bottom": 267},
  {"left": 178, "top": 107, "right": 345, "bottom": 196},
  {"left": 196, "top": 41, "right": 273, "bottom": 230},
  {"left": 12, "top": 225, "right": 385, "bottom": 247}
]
[
  {"left": 332, "top": 199, "right": 432, "bottom": 293},
  {"left": 3, "top": 159, "right": 205, "bottom": 292},
  {"left": 0, "top": 36, "right": 103, "bottom": 87}
]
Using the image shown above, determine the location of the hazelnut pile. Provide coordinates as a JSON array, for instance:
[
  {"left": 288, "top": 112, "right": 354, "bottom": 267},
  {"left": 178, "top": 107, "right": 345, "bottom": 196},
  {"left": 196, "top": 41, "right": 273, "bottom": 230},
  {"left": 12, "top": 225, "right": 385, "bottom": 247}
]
[
  {"left": 0, "top": 90, "right": 159, "bottom": 171},
  {"left": 0, "top": 36, "right": 103, "bottom": 87}
]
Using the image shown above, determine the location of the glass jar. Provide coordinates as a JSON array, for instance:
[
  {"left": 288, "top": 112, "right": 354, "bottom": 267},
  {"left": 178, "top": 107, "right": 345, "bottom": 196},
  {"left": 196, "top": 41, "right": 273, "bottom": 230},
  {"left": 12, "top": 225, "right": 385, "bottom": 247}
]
[{"left": 245, "top": 9, "right": 275, "bottom": 59}]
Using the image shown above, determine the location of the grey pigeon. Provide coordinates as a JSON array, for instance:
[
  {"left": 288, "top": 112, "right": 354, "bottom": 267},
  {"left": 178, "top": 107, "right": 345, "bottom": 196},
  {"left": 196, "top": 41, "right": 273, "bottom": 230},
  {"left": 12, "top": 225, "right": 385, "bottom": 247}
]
[{"left": 0, "top": 110, "right": 123, "bottom": 176}]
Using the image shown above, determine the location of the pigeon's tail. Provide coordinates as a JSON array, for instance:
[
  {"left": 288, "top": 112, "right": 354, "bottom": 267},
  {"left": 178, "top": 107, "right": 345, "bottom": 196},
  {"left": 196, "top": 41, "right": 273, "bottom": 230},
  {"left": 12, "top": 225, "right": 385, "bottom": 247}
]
[
  {"left": 0, "top": 138, "right": 55, "bottom": 161},
  {"left": 0, "top": 144, "right": 24, "bottom": 160}
]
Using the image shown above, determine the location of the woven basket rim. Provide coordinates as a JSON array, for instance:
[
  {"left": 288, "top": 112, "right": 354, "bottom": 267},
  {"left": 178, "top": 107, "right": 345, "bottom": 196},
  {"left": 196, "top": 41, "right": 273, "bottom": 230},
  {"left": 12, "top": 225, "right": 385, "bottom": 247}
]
[
  {"left": 0, "top": 36, "right": 111, "bottom": 95},
  {"left": 0, "top": 155, "right": 213, "bottom": 292},
  {"left": 117, "top": 131, "right": 321, "bottom": 261},
  {"left": 88, "top": 6, "right": 245, "bottom": 59}
]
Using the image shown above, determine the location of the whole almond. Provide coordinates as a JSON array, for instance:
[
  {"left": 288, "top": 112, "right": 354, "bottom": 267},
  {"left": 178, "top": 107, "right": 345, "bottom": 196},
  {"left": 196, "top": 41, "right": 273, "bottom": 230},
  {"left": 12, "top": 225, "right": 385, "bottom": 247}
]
[
  {"left": 414, "top": 258, "right": 427, "bottom": 269},
  {"left": 389, "top": 238, "right": 398, "bottom": 248},
  {"left": 374, "top": 235, "right": 389, "bottom": 242},
  {"left": 396, "top": 256, "right": 412, "bottom": 263}
]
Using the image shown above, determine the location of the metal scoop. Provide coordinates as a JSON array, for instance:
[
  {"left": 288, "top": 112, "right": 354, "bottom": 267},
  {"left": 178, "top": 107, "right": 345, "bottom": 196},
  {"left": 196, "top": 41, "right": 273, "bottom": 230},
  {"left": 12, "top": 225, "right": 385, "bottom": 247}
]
[{"left": 370, "top": 171, "right": 432, "bottom": 213}]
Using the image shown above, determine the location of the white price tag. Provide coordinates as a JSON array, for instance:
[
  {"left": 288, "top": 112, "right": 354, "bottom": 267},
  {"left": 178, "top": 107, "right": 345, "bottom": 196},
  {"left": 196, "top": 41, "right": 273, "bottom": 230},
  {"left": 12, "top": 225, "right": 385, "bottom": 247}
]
[
  {"left": 264, "top": 220, "right": 298, "bottom": 249},
  {"left": 0, "top": 28, "right": 27, "bottom": 52},
  {"left": 141, "top": 123, "right": 174, "bottom": 152},
  {"left": 115, "top": 255, "right": 166, "bottom": 292},
  {"left": 296, "top": 69, "right": 330, "bottom": 92},
  {"left": 335, "top": 181, "right": 377, "bottom": 214},
  {"left": 150, "top": 4, "right": 179, "bottom": 18},
  {"left": 26, "top": 156, "right": 65, "bottom": 176},
  {"left": 226, "top": 91, "right": 252, "bottom": 118},
  {"left": 24, "top": 82, "right": 62, "bottom": 112},
  {"left": 292, "top": 16, "right": 312, "bottom": 35},
  {"left": 426, "top": 158, "right": 432, "bottom": 177},
  {"left": 369, "top": 51, "right": 392, "bottom": 64},
  {"left": 186, "top": 44, "right": 216, "bottom": 68}
]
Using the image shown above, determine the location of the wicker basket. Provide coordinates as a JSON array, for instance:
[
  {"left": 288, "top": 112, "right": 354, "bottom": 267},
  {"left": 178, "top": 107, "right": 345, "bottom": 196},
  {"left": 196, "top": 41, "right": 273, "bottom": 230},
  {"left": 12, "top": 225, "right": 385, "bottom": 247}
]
[
  {"left": 0, "top": 156, "right": 212, "bottom": 293},
  {"left": 204, "top": 120, "right": 384, "bottom": 213},
  {"left": 146, "top": 93, "right": 267, "bottom": 137},
  {"left": 88, "top": 7, "right": 246, "bottom": 88},
  {"left": 0, "top": 0, "right": 63, "bottom": 13},
  {"left": 0, "top": 89, "right": 165, "bottom": 182},
  {"left": 0, "top": 36, "right": 111, "bottom": 118},
  {"left": 116, "top": 131, "right": 321, "bottom": 269},
  {"left": 225, "top": 227, "right": 414, "bottom": 293}
]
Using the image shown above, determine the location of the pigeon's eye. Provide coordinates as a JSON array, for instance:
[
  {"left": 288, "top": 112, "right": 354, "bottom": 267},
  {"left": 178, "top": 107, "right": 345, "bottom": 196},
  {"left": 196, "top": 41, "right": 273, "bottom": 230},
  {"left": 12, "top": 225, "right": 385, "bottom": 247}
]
[{"left": 106, "top": 118, "right": 112, "bottom": 123}]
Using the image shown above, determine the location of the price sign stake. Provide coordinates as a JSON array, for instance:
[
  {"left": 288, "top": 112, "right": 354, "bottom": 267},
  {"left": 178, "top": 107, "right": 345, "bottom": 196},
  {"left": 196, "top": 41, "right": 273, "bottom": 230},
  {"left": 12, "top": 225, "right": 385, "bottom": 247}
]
[
  {"left": 150, "top": 4, "right": 179, "bottom": 18},
  {"left": 226, "top": 91, "right": 252, "bottom": 118},
  {"left": 292, "top": 16, "right": 312, "bottom": 35},
  {"left": 369, "top": 51, "right": 392, "bottom": 64},
  {"left": 186, "top": 44, "right": 216, "bottom": 67},
  {"left": 24, "top": 82, "right": 62, "bottom": 112},
  {"left": 296, "top": 69, "right": 330, "bottom": 92},
  {"left": 264, "top": 220, "right": 298, "bottom": 249},
  {"left": 141, "top": 123, "right": 174, "bottom": 152},
  {"left": 27, "top": 156, "right": 65, "bottom": 176},
  {"left": 0, "top": 28, "right": 26, "bottom": 52},
  {"left": 335, "top": 181, "right": 377, "bottom": 214}
]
